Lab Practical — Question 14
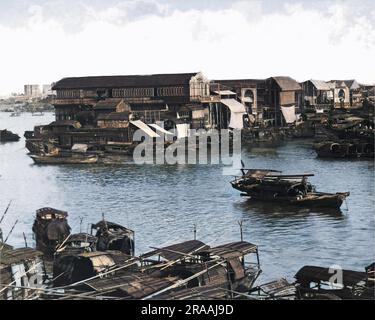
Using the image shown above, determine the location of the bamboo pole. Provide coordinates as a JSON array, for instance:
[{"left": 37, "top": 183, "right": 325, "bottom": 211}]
[
  {"left": 0, "top": 200, "right": 12, "bottom": 225},
  {"left": 144, "top": 244, "right": 208, "bottom": 272},
  {"left": 142, "top": 258, "right": 226, "bottom": 300}
]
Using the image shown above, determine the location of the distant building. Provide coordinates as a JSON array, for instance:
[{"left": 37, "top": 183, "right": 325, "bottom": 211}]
[
  {"left": 24, "top": 84, "right": 41, "bottom": 98},
  {"left": 42, "top": 84, "right": 55, "bottom": 97}
]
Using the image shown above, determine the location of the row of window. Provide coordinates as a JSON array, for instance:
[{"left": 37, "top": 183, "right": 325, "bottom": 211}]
[
  {"left": 113, "top": 88, "right": 154, "bottom": 97},
  {"left": 57, "top": 90, "right": 81, "bottom": 98},
  {"left": 157, "top": 86, "right": 185, "bottom": 96},
  {"left": 112, "top": 86, "right": 186, "bottom": 98},
  {"left": 56, "top": 85, "right": 212, "bottom": 99}
]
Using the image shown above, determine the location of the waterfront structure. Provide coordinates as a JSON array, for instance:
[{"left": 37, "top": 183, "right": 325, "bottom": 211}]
[
  {"left": 211, "top": 79, "right": 265, "bottom": 125},
  {"left": 210, "top": 77, "right": 303, "bottom": 127},
  {"left": 344, "top": 80, "right": 362, "bottom": 108},
  {"left": 300, "top": 80, "right": 333, "bottom": 112},
  {"left": 329, "top": 80, "right": 362, "bottom": 108},
  {"left": 264, "top": 77, "right": 302, "bottom": 126},
  {"left": 52, "top": 72, "right": 210, "bottom": 125},
  {"left": 326, "top": 80, "right": 350, "bottom": 108}
]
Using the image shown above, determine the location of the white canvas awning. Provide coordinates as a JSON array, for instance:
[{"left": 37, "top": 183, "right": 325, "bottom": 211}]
[
  {"left": 71, "top": 144, "right": 88, "bottom": 153},
  {"left": 130, "top": 120, "right": 160, "bottom": 138},
  {"left": 221, "top": 99, "right": 247, "bottom": 129},
  {"left": 214, "top": 90, "right": 237, "bottom": 96},
  {"left": 176, "top": 123, "right": 190, "bottom": 139},
  {"left": 281, "top": 105, "right": 297, "bottom": 123},
  {"left": 148, "top": 123, "right": 174, "bottom": 135}
]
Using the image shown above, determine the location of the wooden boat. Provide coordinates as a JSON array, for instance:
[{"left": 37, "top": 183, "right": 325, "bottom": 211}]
[
  {"left": 315, "top": 141, "right": 374, "bottom": 159},
  {"left": 104, "top": 142, "right": 135, "bottom": 155},
  {"left": 30, "top": 152, "right": 99, "bottom": 164},
  {"left": 231, "top": 169, "right": 350, "bottom": 209},
  {"left": 50, "top": 239, "right": 261, "bottom": 299},
  {"left": 32, "top": 111, "right": 44, "bottom": 116},
  {"left": 0, "top": 129, "right": 20, "bottom": 142},
  {"left": 295, "top": 264, "right": 375, "bottom": 300}
]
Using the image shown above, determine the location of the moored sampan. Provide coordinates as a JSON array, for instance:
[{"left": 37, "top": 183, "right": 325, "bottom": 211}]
[{"left": 231, "top": 169, "right": 349, "bottom": 209}]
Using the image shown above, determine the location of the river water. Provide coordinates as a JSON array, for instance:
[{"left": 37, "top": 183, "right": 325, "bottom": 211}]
[{"left": 0, "top": 112, "right": 374, "bottom": 283}]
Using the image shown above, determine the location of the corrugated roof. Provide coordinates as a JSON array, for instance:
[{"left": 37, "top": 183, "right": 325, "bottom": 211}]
[
  {"left": 272, "top": 77, "right": 302, "bottom": 91},
  {"left": 52, "top": 73, "right": 199, "bottom": 90},
  {"left": 142, "top": 240, "right": 209, "bottom": 261},
  {"left": 207, "top": 241, "right": 258, "bottom": 259}
]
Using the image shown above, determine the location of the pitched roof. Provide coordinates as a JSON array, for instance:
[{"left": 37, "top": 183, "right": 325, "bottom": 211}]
[
  {"left": 93, "top": 99, "right": 124, "bottom": 110},
  {"left": 271, "top": 76, "right": 302, "bottom": 91},
  {"left": 309, "top": 80, "right": 331, "bottom": 91},
  {"left": 328, "top": 80, "right": 349, "bottom": 88},
  {"left": 331, "top": 80, "right": 360, "bottom": 90},
  {"left": 52, "top": 73, "right": 199, "bottom": 90}
]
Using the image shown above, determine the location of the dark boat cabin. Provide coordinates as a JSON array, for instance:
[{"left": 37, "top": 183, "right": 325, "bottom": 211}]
[
  {"left": 52, "top": 250, "right": 134, "bottom": 287},
  {"left": 91, "top": 221, "right": 135, "bottom": 256},
  {"left": 32, "top": 207, "right": 71, "bottom": 257}
]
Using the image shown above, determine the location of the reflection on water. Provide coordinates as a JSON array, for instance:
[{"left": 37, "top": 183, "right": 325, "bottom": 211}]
[
  {"left": 235, "top": 199, "right": 345, "bottom": 219},
  {"left": 0, "top": 113, "right": 374, "bottom": 283}
]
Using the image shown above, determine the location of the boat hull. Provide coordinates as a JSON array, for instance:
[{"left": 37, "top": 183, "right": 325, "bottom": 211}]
[
  {"left": 232, "top": 183, "right": 349, "bottom": 209},
  {"left": 31, "top": 154, "right": 98, "bottom": 164}
]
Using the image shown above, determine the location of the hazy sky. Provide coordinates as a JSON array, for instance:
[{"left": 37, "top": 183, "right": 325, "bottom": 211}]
[{"left": 0, "top": 0, "right": 374, "bottom": 95}]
